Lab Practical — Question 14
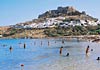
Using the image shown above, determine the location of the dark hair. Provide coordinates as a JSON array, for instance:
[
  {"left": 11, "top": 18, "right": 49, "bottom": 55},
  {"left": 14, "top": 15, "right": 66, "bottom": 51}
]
[{"left": 87, "top": 45, "right": 89, "bottom": 48}]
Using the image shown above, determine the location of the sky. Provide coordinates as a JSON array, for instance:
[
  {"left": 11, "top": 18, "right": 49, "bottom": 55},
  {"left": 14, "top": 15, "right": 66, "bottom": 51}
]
[{"left": 0, "top": 0, "right": 100, "bottom": 26}]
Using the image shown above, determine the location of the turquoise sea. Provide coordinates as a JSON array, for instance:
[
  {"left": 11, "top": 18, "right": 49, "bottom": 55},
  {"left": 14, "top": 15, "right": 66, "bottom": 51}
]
[{"left": 0, "top": 38, "right": 100, "bottom": 70}]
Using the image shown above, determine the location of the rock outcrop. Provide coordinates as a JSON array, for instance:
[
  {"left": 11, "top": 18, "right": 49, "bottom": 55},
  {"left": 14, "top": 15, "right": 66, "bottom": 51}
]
[
  {"left": 38, "top": 6, "right": 81, "bottom": 18},
  {"left": 38, "top": 6, "right": 97, "bottom": 21}
]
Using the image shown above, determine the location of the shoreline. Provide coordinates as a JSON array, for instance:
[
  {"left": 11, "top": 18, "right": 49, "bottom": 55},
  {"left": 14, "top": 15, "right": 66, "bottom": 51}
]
[{"left": 1, "top": 35, "right": 100, "bottom": 41}]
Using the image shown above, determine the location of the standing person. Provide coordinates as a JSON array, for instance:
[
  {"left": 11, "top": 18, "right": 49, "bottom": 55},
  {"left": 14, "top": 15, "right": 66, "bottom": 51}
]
[
  {"left": 24, "top": 43, "right": 26, "bottom": 49},
  {"left": 60, "top": 46, "right": 63, "bottom": 55},
  {"left": 48, "top": 41, "right": 50, "bottom": 46},
  {"left": 86, "top": 45, "right": 89, "bottom": 55}
]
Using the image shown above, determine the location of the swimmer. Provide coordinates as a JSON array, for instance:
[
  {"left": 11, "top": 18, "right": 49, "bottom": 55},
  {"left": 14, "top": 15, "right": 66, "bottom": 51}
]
[
  {"left": 66, "top": 53, "right": 69, "bottom": 56},
  {"left": 97, "top": 57, "right": 100, "bottom": 60},
  {"left": 91, "top": 49, "right": 93, "bottom": 51},
  {"left": 62, "top": 40, "right": 64, "bottom": 44},
  {"left": 9, "top": 46, "right": 13, "bottom": 52}
]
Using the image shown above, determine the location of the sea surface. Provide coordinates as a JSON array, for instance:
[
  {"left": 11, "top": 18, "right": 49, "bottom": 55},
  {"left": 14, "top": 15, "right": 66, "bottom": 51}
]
[{"left": 0, "top": 38, "right": 100, "bottom": 70}]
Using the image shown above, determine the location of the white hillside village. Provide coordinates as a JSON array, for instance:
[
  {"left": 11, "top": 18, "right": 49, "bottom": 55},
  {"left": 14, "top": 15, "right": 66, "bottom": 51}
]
[{"left": 10, "top": 16, "right": 100, "bottom": 29}]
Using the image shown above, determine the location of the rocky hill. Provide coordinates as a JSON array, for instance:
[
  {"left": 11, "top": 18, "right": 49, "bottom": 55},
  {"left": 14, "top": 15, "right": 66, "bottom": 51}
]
[
  {"left": 38, "top": 6, "right": 80, "bottom": 18},
  {"left": 1, "top": 6, "right": 100, "bottom": 38},
  {"left": 38, "top": 6, "right": 97, "bottom": 21},
  {"left": 14, "top": 6, "right": 98, "bottom": 26}
]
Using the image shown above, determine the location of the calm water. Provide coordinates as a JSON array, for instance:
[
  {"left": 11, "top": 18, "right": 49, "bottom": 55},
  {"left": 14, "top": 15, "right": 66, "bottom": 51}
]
[{"left": 0, "top": 38, "right": 100, "bottom": 70}]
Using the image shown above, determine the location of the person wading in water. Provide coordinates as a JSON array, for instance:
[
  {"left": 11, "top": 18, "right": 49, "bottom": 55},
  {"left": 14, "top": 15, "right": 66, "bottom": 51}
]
[
  {"left": 60, "top": 46, "right": 63, "bottom": 55},
  {"left": 86, "top": 45, "right": 90, "bottom": 56},
  {"left": 24, "top": 43, "right": 26, "bottom": 49}
]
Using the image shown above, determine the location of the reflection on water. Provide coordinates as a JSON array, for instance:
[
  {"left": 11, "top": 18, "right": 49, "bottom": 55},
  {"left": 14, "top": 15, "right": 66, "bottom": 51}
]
[{"left": 0, "top": 38, "right": 100, "bottom": 70}]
